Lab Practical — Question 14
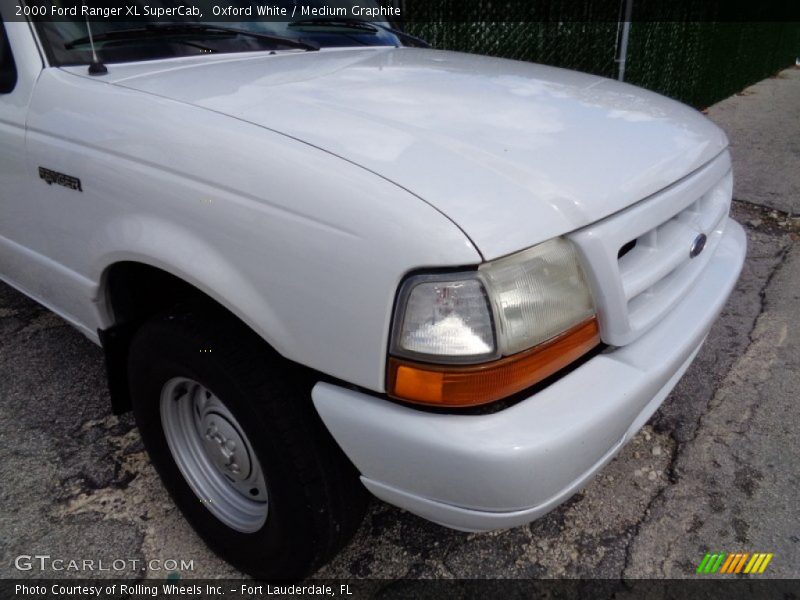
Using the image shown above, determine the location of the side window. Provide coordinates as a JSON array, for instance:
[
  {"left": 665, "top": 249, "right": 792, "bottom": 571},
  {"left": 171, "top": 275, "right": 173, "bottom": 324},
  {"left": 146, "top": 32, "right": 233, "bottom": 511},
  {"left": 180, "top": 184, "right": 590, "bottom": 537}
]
[{"left": 0, "top": 18, "right": 18, "bottom": 94}]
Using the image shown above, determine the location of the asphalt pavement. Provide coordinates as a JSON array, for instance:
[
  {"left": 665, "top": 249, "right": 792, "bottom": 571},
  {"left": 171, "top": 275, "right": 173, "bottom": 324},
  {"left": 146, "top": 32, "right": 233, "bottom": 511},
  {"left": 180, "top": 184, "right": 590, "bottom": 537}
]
[{"left": 1, "top": 67, "right": 798, "bottom": 581}]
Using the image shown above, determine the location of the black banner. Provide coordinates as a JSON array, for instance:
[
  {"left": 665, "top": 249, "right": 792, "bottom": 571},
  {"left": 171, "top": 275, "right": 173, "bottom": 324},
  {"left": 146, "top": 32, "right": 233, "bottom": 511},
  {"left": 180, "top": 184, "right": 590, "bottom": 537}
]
[
  {"left": 3, "top": 579, "right": 800, "bottom": 600},
  {"left": 4, "top": 0, "right": 800, "bottom": 23}
]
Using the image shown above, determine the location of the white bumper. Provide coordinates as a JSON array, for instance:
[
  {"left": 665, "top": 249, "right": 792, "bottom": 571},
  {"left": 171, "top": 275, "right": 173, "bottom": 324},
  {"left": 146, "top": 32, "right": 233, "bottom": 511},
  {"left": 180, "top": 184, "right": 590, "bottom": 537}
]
[{"left": 312, "top": 219, "right": 746, "bottom": 532}]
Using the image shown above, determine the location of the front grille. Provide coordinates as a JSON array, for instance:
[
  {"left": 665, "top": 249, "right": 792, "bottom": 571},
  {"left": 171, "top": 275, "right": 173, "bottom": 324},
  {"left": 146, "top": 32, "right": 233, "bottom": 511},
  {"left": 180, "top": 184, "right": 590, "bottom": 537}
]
[{"left": 569, "top": 151, "right": 733, "bottom": 347}]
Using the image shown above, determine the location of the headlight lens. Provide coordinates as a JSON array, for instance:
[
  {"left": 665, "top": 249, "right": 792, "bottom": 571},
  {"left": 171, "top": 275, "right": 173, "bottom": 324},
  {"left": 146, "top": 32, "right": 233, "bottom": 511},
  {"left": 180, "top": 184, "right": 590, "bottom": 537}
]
[
  {"left": 391, "top": 275, "right": 497, "bottom": 362},
  {"left": 389, "top": 237, "right": 599, "bottom": 407},
  {"left": 479, "top": 238, "right": 595, "bottom": 355}
]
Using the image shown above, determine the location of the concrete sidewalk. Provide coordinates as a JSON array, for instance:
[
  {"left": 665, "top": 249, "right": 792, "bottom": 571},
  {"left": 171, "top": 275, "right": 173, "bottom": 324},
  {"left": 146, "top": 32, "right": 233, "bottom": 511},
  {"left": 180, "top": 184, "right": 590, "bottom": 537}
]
[{"left": 706, "top": 67, "right": 800, "bottom": 216}]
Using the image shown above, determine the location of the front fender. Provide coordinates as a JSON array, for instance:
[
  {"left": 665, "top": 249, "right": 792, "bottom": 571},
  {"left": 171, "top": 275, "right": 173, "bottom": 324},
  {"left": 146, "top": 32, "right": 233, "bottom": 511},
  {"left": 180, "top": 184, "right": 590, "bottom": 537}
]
[
  {"left": 92, "top": 215, "right": 294, "bottom": 356},
  {"left": 27, "top": 68, "right": 482, "bottom": 390}
]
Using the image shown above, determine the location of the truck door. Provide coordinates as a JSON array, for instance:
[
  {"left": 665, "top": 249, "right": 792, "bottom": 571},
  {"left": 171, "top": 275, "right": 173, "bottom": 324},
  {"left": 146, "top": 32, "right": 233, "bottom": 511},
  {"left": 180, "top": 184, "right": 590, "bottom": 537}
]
[{"left": 0, "top": 15, "right": 46, "bottom": 289}]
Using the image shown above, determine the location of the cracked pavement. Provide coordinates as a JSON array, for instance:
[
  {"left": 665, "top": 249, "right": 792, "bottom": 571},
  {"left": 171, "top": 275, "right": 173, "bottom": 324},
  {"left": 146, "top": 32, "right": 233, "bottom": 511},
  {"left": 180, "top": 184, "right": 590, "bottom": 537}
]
[{"left": 1, "top": 68, "right": 799, "bottom": 581}]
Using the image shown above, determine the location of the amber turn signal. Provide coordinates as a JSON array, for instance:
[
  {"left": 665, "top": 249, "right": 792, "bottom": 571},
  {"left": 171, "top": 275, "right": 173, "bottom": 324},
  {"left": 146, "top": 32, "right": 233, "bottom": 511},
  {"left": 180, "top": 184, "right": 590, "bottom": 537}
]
[{"left": 387, "top": 317, "right": 601, "bottom": 407}]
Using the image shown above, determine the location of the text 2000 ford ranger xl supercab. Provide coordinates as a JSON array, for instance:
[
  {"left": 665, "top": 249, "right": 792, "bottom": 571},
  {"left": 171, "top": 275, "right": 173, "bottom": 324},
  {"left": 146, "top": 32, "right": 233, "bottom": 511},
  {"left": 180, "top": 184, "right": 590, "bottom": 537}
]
[{"left": 0, "top": 4, "right": 745, "bottom": 579}]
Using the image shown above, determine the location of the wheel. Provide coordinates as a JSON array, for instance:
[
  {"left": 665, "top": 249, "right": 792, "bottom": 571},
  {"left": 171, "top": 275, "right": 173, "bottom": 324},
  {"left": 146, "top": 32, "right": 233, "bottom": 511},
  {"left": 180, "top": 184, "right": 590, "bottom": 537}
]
[{"left": 127, "top": 304, "right": 367, "bottom": 579}]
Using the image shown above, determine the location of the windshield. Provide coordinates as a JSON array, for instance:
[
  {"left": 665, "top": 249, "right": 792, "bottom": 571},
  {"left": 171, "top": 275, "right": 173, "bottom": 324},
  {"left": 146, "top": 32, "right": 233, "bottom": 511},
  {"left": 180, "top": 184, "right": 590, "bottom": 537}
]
[{"left": 34, "top": 0, "right": 402, "bottom": 67}]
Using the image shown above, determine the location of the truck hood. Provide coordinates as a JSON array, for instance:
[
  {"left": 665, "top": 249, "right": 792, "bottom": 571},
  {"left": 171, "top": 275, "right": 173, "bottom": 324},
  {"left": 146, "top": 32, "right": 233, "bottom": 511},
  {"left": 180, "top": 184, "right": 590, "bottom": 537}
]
[{"left": 105, "top": 47, "right": 728, "bottom": 260}]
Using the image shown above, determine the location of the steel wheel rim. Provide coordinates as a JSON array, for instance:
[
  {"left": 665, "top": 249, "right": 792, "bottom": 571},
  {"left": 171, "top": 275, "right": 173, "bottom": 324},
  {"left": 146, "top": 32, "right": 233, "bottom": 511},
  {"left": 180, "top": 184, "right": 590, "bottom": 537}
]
[{"left": 160, "top": 377, "right": 268, "bottom": 533}]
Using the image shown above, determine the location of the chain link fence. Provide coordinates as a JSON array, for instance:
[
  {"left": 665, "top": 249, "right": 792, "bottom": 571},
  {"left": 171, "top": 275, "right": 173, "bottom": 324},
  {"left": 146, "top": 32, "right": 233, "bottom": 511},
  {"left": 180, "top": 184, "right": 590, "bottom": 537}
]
[
  {"left": 399, "top": 8, "right": 800, "bottom": 108},
  {"left": 625, "top": 22, "right": 800, "bottom": 107},
  {"left": 406, "top": 22, "right": 620, "bottom": 78}
]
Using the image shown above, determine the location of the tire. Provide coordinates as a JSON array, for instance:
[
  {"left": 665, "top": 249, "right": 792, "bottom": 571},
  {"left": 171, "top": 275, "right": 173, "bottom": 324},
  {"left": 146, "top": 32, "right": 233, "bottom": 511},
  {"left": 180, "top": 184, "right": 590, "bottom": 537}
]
[{"left": 127, "top": 304, "right": 367, "bottom": 579}]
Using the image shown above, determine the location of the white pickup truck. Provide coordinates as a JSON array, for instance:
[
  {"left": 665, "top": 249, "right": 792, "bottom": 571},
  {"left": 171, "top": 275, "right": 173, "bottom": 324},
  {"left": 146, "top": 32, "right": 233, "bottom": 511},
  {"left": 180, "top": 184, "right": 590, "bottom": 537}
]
[{"left": 0, "top": 4, "right": 746, "bottom": 579}]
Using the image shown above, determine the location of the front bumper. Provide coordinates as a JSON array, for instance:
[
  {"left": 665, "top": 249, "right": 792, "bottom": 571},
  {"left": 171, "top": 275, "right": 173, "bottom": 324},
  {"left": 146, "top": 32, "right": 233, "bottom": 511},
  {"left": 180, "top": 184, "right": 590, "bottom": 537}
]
[{"left": 312, "top": 219, "right": 746, "bottom": 532}]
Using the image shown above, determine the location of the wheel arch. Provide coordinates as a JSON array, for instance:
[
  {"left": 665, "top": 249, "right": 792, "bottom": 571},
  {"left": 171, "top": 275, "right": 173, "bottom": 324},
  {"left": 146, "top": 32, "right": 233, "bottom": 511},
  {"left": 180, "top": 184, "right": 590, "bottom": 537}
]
[{"left": 97, "top": 256, "right": 289, "bottom": 415}]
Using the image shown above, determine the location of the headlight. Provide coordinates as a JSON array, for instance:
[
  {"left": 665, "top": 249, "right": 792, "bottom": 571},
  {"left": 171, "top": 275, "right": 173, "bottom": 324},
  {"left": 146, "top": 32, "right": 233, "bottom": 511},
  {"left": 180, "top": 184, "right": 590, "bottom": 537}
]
[
  {"left": 480, "top": 238, "right": 595, "bottom": 354},
  {"left": 388, "top": 238, "right": 600, "bottom": 407},
  {"left": 391, "top": 275, "right": 497, "bottom": 363}
]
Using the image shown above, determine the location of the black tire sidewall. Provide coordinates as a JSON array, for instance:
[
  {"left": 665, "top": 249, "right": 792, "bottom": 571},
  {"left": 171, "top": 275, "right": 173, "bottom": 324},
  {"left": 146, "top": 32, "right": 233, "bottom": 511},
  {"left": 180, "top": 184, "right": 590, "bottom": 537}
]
[{"left": 129, "top": 314, "right": 322, "bottom": 579}]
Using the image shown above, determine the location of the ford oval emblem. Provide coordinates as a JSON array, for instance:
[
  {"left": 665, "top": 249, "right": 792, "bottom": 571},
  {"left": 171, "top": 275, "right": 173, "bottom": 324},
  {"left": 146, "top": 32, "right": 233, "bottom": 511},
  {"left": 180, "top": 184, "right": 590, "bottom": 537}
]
[{"left": 689, "top": 233, "right": 707, "bottom": 259}]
